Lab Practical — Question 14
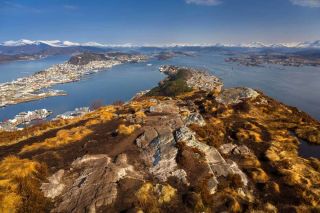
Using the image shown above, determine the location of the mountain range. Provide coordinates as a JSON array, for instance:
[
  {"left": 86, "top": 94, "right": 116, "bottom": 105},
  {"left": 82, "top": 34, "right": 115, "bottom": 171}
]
[
  {"left": 0, "top": 39, "right": 319, "bottom": 64},
  {"left": 1, "top": 39, "right": 320, "bottom": 49}
]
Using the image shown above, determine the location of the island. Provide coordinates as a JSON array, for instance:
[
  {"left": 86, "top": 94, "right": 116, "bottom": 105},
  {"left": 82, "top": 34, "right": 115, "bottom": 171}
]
[
  {"left": 154, "top": 51, "right": 195, "bottom": 60},
  {"left": 0, "top": 54, "right": 44, "bottom": 64},
  {"left": 0, "top": 52, "right": 148, "bottom": 108},
  {"left": 226, "top": 53, "right": 320, "bottom": 67}
]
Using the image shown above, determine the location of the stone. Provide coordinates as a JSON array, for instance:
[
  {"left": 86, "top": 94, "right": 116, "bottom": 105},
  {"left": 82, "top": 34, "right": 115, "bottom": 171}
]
[
  {"left": 175, "top": 126, "right": 248, "bottom": 194},
  {"left": 43, "top": 154, "right": 142, "bottom": 213},
  {"left": 219, "top": 143, "right": 238, "bottom": 155},
  {"left": 136, "top": 126, "right": 158, "bottom": 149},
  {"left": 136, "top": 125, "right": 188, "bottom": 185},
  {"left": 41, "top": 169, "right": 65, "bottom": 199},
  {"left": 216, "top": 87, "right": 259, "bottom": 105},
  {"left": 219, "top": 143, "right": 252, "bottom": 156},
  {"left": 149, "top": 101, "right": 179, "bottom": 114},
  {"left": 185, "top": 113, "right": 206, "bottom": 127}
]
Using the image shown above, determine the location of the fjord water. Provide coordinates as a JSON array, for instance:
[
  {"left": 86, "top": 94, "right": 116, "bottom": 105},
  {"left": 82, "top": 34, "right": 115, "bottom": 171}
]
[
  {"left": 0, "top": 50, "right": 320, "bottom": 123},
  {"left": 0, "top": 55, "right": 69, "bottom": 83}
]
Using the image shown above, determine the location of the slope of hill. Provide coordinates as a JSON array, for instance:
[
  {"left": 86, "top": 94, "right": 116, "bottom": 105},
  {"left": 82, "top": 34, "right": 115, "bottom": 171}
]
[{"left": 0, "top": 66, "right": 319, "bottom": 212}]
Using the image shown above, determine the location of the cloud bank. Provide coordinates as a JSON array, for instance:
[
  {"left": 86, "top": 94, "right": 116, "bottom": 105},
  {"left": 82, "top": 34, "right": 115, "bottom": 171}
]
[
  {"left": 185, "top": 0, "right": 221, "bottom": 6},
  {"left": 290, "top": 0, "right": 320, "bottom": 7}
]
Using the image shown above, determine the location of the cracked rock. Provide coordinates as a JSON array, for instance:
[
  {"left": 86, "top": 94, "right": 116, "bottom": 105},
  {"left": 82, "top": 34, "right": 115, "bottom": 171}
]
[{"left": 42, "top": 154, "right": 141, "bottom": 213}]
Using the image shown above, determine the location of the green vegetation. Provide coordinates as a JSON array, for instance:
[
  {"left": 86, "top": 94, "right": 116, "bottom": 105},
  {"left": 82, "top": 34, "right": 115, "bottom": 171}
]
[{"left": 147, "top": 69, "right": 192, "bottom": 97}]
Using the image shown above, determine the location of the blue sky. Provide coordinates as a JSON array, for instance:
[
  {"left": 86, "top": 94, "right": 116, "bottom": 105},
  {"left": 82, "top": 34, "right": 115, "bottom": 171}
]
[{"left": 0, "top": 0, "right": 319, "bottom": 44}]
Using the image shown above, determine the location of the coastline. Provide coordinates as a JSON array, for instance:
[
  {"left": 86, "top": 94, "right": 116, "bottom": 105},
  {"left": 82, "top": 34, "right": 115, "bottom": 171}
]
[{"left": 0, "top": 53, "right": 148, "bottom": 108}]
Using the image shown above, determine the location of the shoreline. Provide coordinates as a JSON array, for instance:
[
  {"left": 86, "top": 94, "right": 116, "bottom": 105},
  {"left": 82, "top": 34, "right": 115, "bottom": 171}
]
[{"left": 0, "top": 53, "right": 148, "bottom": 108}]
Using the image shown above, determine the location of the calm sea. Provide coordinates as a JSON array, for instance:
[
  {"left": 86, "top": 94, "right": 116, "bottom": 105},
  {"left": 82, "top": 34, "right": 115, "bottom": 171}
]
[{"left": 0, "top": 50, "right": 320, "bottom": 122}]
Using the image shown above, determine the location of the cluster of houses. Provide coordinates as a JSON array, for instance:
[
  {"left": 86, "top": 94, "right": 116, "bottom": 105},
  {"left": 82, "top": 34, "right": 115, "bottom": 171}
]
[{"left": 0, "top": 109, "right": 51, "bottom": 131}]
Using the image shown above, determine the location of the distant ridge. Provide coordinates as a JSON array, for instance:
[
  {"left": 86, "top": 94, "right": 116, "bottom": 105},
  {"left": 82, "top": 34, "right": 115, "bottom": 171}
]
[{"left": 1, "top": 39, "right": 320, "bottom": 49}]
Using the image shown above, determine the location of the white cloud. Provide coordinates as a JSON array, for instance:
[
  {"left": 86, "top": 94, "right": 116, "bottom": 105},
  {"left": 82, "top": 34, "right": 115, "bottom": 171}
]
[
  {"left": 290, "top": 0, "right": 320, "bottom": 7},
  {"left": 185, "top": 0, "right": 222, "bottom": 6}
]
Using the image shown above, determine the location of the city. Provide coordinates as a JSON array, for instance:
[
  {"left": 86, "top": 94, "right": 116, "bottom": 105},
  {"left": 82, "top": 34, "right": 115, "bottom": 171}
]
[{"left": 0, "top": 52, "right": 148, "bottom": 108}]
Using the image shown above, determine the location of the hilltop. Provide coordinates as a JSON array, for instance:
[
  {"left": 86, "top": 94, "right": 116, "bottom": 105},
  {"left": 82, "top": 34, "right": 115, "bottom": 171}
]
[{"left": 0, "top": 66, "right": 319, "bottom": 212}]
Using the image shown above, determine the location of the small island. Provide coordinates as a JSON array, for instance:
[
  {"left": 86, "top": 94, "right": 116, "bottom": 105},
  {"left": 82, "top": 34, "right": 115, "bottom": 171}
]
[{"left": 226, "top": 53, "right": 320, "bottom": 67}]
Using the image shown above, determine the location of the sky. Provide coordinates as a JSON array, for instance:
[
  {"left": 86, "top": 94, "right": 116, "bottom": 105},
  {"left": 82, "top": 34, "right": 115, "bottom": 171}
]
[{"left": 0, "top": 0, "right": 320, "bottom": 45}]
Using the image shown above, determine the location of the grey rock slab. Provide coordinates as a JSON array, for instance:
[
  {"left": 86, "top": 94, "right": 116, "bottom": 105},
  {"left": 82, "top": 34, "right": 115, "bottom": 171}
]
[
  {"left": 43, "top": 154, "right": 141, "bottom": 213},
  {"left": 216, "top": 87, "right": 259, "bottom": 105}
]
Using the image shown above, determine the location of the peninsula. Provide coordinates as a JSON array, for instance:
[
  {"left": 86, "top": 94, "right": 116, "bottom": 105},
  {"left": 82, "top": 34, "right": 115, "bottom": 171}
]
[{"left": 0, "top": 52, "right": 148, "bottom": 108}]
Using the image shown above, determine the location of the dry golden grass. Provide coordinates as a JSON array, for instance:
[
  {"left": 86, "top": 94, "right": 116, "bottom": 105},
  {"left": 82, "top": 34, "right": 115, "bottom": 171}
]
[
  {"left": 296, "top": 126, "right": 320, "bottom": 144},
  {"left": 0, "top": 156, "right": 47, "bottom": 213},
  {"left": 135, "top": 111, "right": 147, "bottom": 119},
  {"left": 127, "top": 100, "right": 157, "bottom": 112},
  {"left": 117, "top": 124, "right": 141, "bottom": 135},
  {"left": 0, "top": 104, "right": 117, "bottom": 147},
  {"left": 99, "top": 111, "right": 114, "bottom": 121},
  {"left": 236, "top": 129, "right": 263, "bottom": 143},
  {"left": 249, "top": 168, "right": 269, "bottom": 183},
  {"left": 0, "top": 117, "right": 83, "bottom": 147},
  {"left": 85, "top": 119, "right": 101, "bottom": 126},
  {"left": 135, "top": 183, "right": 177, "bottom": 212},
  {"left": 82, "top": 106, "right": 116, "bottom": 126},
  {"left": 157, "top": 184, "right": 177, "bottom": 204},
  {"left": 20, "top": 126, "right": 93, "bottom": 154}
]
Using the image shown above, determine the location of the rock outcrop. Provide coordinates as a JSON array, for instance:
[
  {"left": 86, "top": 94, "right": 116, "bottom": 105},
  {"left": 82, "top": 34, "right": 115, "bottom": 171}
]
[
  {"left": 42, "top": 154, "right": 142, "bottom": 212},
  {"left": 1, "top": 65, "right": 319, "bottom": 212},
  {"left": 216, "top": 87, "right": 259, "bottom": 105},
  {"left": 175, "top": 126, "right": 248, "bottom": 194}
]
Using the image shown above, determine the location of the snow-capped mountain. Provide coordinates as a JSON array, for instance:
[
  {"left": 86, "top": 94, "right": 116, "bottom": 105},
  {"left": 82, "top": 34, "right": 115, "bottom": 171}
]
[
  {"left": 222, "top": 41, "right": 320, "bottom": 49},
  {"left": 1, "top": 39, "right": 320, "bottom": 49},
  {"left": 2, "top": 39, "right": 39, "bottom": 46},
  {"left": 1, "top": 39, "right": 84, "bottom": 47},
  {"left": 295, "top": 40, "right": 320, "bottom": 49}
]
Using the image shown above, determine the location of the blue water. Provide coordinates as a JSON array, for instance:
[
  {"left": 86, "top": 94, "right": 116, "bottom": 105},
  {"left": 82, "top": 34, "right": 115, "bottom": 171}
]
[
  {"left": 0, "top": 55, "right": 69, "bottom": 83},
  {"left": 0, "top": 51, "right": 320, "bottom": 122}
]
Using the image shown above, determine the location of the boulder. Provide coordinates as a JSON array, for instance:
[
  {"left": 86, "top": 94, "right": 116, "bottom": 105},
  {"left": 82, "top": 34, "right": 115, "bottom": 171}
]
[
  {"left": 216, "top": 87, "right": 259, "bottom": 105},
  {"left": 185, "top": 113, "right": 206, "bottom": 127}
]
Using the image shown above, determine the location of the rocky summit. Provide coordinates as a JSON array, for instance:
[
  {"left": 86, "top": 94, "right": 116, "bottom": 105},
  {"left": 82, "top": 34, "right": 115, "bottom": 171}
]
[{"left": 0, "top": 66, "right": 320, "bottom": 213}]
